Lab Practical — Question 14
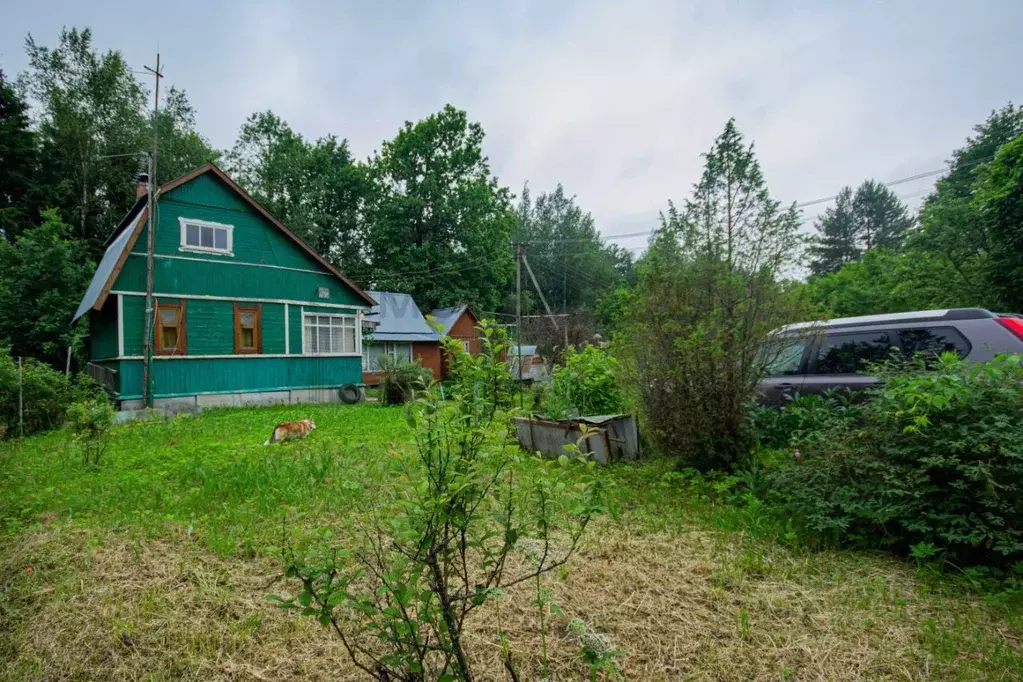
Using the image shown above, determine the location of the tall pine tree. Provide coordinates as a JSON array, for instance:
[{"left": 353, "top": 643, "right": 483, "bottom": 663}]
[
  {"left": 853, "top": 179, "right": 913, "bottom": 251},
  {"left": 807, "top": 186, "right": 859, "bottom": 275}
]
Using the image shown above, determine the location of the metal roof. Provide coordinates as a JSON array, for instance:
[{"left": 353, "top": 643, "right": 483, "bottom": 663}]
[
  {"left": 364, "top": 291, "right": 439, "bottom": 342},
  {"left": 428, "top": 304, "right": 468, "bottom": 336},
  {"left": 73, "top": 208, "right": 145, "bottom": 322}
]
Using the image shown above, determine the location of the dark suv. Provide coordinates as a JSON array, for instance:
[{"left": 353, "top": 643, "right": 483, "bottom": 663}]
[{"left": 758, "top": 308, "right": 1023, "bottom": 405}]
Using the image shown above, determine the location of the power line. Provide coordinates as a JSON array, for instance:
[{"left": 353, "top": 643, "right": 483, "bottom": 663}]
[{"left": 533, "top": 155, "right": 995, "bottom": 247}]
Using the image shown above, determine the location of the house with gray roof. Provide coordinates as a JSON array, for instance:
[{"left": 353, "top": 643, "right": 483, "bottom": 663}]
[{"left": 361, "top": 292, "right": 480, "bottom": 383}]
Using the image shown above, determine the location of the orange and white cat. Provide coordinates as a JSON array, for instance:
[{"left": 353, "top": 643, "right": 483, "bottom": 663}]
[{"left": 263, "top": 418, "right": 316, "bottom": 445}]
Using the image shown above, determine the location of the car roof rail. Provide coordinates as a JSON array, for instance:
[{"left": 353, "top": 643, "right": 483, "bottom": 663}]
[{"left": 777, "top": 308, "right": 995, "bottom": 333}]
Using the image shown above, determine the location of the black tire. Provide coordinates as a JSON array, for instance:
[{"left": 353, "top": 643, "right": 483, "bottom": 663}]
[{"left": 338, "top": 384, "right": 363, "bottom": 404}]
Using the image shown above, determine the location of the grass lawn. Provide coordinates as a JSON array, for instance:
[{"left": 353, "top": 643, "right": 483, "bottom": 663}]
[{"left": 2, "top": 403, "right": 1022, "bottom": 680}]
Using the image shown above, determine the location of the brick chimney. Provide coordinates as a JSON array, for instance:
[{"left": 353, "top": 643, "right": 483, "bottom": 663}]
[{"left": 136, "top": 172, "right": 149, "bottom": 199}]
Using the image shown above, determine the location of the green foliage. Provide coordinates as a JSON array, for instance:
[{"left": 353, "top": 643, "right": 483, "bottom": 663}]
[
  {"left": 277, "top": 325, "right": 600, "bottom": 681},
  {"left": 366, "top": 105, "right": 516, "bottom": 312},
  {"left": 0, "top": 348, "right": 102, "bottom": 438},
  {"left": 439, "top": 318, "right": 514, "bottom": 420},
  {"left": 618, "top": 119, "right": 806, "bottom": 470},
  {"left": 65, "top": 397, "right": 114, "bottom": 466},
  {"left": 801, "top": 247, "right": 992, "bottom": 317},
  {"left": 542, "top": 345, "right": 623, "bottom": 419},
  {"left": 0, "top": 69, "right": 37, "bottom": 242},
  {"left": 375, "top": 354, "right": 433, "bottom": 405},
  {"left": 807, "top": 181, "right": 913, "bottom": 276},
  {"left": 975, "top": 135, "right": 1023, "bottom": 312},
  {"left": 771, "top": 354, "right": 1023, "bottom": 565},
  {"left": 748, "top": 391, "right": 855, "bottom": 450},
  {"left": 807, "top": 186, "right": 859, "bottom": 276},
  {"left": 226, "top": 111, "right": 369, "bottom": 280},
  {"left": 808, "top": 104, "right": 1023, "bottom": 317},
  {"left": 594, "top": 286, "right": 633, "bottom": 339},
  {"left": 515, "top": 183, "right": 633, "bottom": 315},
  {"left": 852, "top": 179, "right": 914, "bottom": 251},
  {"left": 0, "top": 210, "right": 94, "bottom": 367}
]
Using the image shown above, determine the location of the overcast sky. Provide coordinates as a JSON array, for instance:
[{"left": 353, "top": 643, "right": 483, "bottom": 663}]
[{"left": 2, "top": 1, "right": 1020, "bottom": 251}]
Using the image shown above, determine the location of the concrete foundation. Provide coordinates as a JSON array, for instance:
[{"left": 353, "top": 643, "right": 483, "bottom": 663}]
[{"left": 119, "top": 386, "right": 352, "bottom": 413}]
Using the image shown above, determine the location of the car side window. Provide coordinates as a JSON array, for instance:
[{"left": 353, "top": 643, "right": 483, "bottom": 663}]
[
  {"left": 764, "top": 338, "right": 807, "bottom": 376},
  {"left": 814, "top": 330, "right": 892, "bottom": 375},
  {"left": 898, "top": 326, "right": 970, "bottom": 360}
]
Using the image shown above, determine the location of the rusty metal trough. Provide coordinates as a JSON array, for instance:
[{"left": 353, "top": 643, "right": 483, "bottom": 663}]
[{"left": 512, "top": 414, "right": 640, "bottom": 465}]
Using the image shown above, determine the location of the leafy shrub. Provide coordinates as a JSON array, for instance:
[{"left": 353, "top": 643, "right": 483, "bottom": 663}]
[
  {"left": 543, "top": 345, "right": 623, "bottom": 419},
  {"left": 375, "top": 354, "right": 433, "bottom": 405},
  {"left": 277, "top": 318, "right": 601, "bottom": 681},
  {"left": 749, "top": 391, "right": 855, "bottom": 449},
  {"left": 443, "top": 319, "right": 514, "bottom": 417},
  {"left": 0, "top": 348, "right": 102, "bottom": 437},
  {"left": 771, "top": 353, "right": 1023, "bottom": 565},
  {"left": 65, "top": 397, "right": 116, "bottom": 465}
]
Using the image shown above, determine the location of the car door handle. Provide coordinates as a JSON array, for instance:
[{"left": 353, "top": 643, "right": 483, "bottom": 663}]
[{"left": 775, "top": 382, "right": 796, "bottom": 390}]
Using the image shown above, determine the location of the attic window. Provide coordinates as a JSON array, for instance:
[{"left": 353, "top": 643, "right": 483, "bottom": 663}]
[
  {"left": 179, "top": 218, "right": 233, "bottom": 255},
  {"left": 318, "top": 287, "right": 330, "bottom": 299}
]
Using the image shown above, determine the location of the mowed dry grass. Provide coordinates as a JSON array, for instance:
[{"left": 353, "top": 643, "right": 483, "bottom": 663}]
[
  {"left": 4, "top": 521, "right": 1020, "bottom": 681},
  {"left": 2, "top": 404, "right": 1022, "bottom": 680}
]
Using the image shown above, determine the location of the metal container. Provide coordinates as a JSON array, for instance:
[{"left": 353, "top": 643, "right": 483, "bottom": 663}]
[{"left": 512, "top": 414, "right": 639, "bottom": 465}]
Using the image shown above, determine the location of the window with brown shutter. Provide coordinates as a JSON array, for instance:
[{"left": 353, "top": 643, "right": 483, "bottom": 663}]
[
  {"left": 155, "top": 301, "right": 187, "bottom": 355},
  {"left": 234, "top": 303, "right": 262, "bottom": 354}
]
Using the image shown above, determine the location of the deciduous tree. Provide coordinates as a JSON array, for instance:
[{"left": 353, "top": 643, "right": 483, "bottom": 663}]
[
  {"left": 0, "top": 69, "right": 37, "bottom": 242},
  {"left": 366, "top": 105, "right": 516, "bottom": 312}
]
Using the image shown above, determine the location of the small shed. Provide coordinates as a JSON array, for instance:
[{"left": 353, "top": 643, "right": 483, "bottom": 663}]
[{"left": 508, "top": 344, "right": 549, "bottom": 382}]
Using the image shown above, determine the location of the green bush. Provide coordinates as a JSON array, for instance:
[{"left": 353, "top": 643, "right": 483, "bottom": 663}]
[
  {"left": 0, "top": 349, "right": 103, "bottom": 437},
  {"left": 771, "top": 353, "right": 1023, "bottom": 565},
  {"left": 375, "top": 355, "right": 433, "bottom": 405},
  {"left": 543, "top": 345, "right": 623, "bottom": 419},
  {"left": 65, "top": 397, "right": 116, "bottom": 466},
  {"left": 749, "top": 391, "right": 856, "bottom": 450}
]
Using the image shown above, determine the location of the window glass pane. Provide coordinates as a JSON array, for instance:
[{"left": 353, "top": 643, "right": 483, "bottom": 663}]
[
  {"left": 344, "top": 325, "right": 356, "bottom": 353},
  {"left": 304, "top": 325, "right": 316, "bottom": 353},
  {"left": 161, "top": 327, "right": 178, "bottom": 349},
  {"left": 318, "top": 326, "right": 332, "bottom": 353},
  {"left": 815, "top": 331, "right": 892, "bottom": 375},
  {"left": 899, "top": 327, "right": 969, "bottom": 360},
  {"left": 240, "top": 311, "right": 255, "bottom": 327},
  {"left": 241, "top": 328, "right": 254, "bottom": 348},
  {"left": 186, "top": 223, "right": 200, "bottom": 246},
  {"left": 332, "top": 325, "right": 344, "bottom": 353},
  {"left": 160, "top": 308, "right": 178, "bottom": 325},
  {"left": 214, "top": 227, "right": 228, "bottom": 250},
  {"left": 200, "top": 225, "right": 214, "bottom": 248},
  {"left": 764, "top": 338, "right": 806, "bottom": 376}
]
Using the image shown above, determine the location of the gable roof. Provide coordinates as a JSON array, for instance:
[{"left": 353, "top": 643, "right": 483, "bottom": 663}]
[
  {"left": 73, "top": 206, "right": 148, "bottom": 322},
  {"left": 364, "top": 291, "right": 439, "bottom": 342},
  {"left": 428, "top": 304, "right": 473, "bottom": 336},
  {"left": 74, "top": 163, "right": 375, "bottom": 320}
]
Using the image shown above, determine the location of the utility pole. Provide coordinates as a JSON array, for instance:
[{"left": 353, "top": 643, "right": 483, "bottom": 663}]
[
  {"left": 514, "top": 242, "right": 523, "bottom": 409},
  {"left": 141, "top": 53, "right": 162, "bottom": 408}
]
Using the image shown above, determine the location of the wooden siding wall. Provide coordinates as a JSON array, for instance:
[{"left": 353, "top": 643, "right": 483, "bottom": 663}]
[
  {"left": 113, "top": 356, "right": 362, "bottom": 400},
  {"left": 89, "top": 172, "right": 370, "bottom": 400},
  {"left": 447, "top": 310, "right": 481, "bottom": 354},
  {"left": 90, "top": 298, "right": 119, "bottom": 359},
  {"left": 117, "top": 174, "right": 363, "bottom": 306}
]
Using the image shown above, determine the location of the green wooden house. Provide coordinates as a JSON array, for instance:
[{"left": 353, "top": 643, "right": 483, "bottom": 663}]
[{"left": 73, "top": 164, "right": 376, "bottom": 410}]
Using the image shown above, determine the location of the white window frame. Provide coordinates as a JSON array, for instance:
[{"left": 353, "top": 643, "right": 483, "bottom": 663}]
[
  {"left": 179, "top": 217, "right": 234, "bottom": 256},
  {"left": 387, "top": 342, "right": 413, "bottom": 363},
  {"left": 302, "top": 312, "right": 360, "bottom": 356},
  {"left": 461, "top": 339, "right": 471, "bottom": 353}
]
